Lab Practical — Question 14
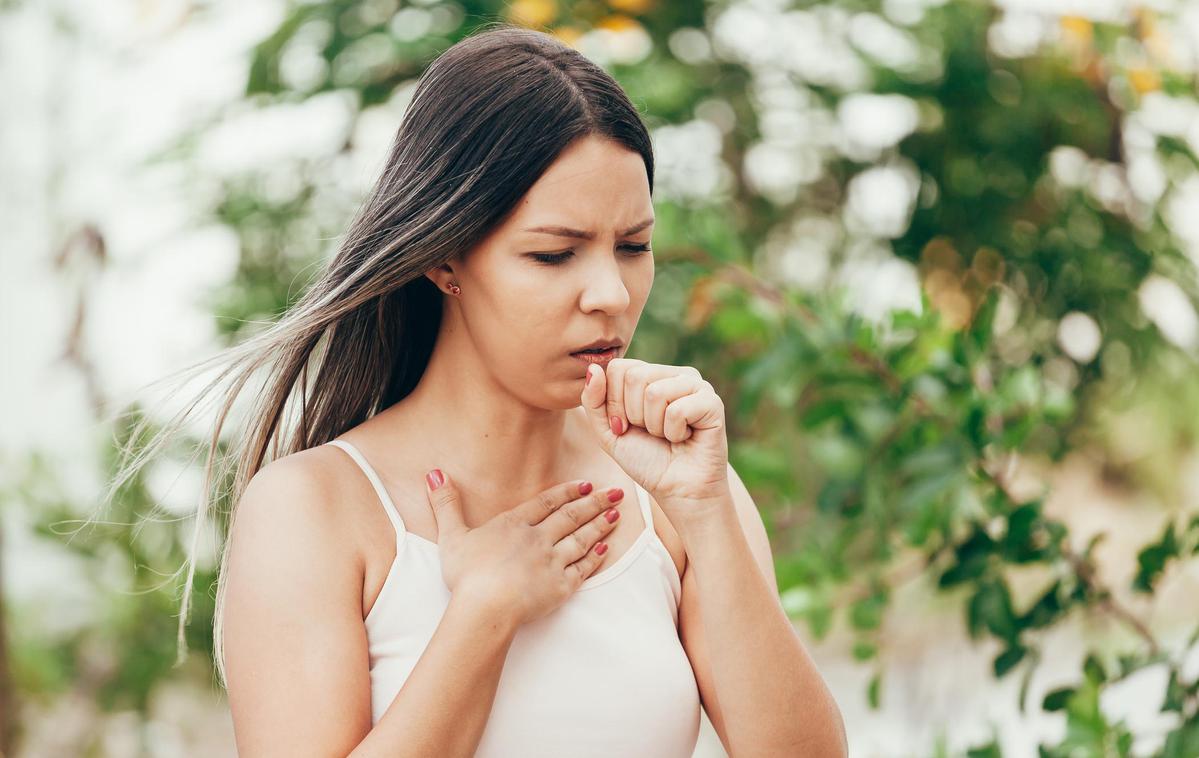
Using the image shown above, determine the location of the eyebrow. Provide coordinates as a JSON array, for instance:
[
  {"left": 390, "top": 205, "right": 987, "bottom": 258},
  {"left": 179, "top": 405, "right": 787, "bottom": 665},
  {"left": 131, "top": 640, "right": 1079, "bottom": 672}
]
[{"left": 521, "top": 217, "right": 655, "bottom": 240}]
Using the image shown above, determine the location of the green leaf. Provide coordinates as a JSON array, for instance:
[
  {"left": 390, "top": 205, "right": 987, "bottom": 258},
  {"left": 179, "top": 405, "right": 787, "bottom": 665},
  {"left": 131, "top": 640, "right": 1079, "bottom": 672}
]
[
  {"left": 852, "top": 640, "right": 877, "bottom": 661},
  {"left": 1020, "top": 580, "right": 1064, "bottom": 629},
  {"left": 1042, "top": 687, "right": 1075, "bottom": 711},
  {"left": 867, "top": 671, "right": 882, "bottom": 709},
  {"left": 1083, "top": 654, "right": 1106, "bottom": 684},
  {"left": 1162, "top": 717, "right": 1199, "bottom": 758},
  {"left": 1163, "top": 668, "right": 1185, "bottom": 712},
  {"left": 966, "top": 740, "right": 1002, "bottom": 758},
  {"left": 969, "top": 578, "right": 1018, "bottom": 642},
  {"left": 940, "top": 528, "right": 994, "bottom": 588},
  {"left": 1001, "top": 502, "right": 1041, "bottom": 555},
  {"left": 1133, "top": 522, "right": 1179, "bottom": 593},
  {"left": 993, "top": 643, "right": 1027, "bottom": 677},
  {"left": 850, "top": 587, "right": 888, "bottom": 631}
]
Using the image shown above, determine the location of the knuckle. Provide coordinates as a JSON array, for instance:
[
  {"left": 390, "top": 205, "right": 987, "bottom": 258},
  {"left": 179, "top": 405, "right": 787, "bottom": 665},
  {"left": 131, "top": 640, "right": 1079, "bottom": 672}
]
[
  {"left": 567, "top": 565, "right": 583, "bottom": 589},
  {"left": 570, "top": 531, "right": 588, "bottom": 554},
  {"left": 522, "top": 522, "right": 546, "bottom": 550},
  {"left": 535, "top": 491, "right": 558, "bottom": 516},
  {"left": 565, "top": 504, "right": 584, "bottom": 528}
]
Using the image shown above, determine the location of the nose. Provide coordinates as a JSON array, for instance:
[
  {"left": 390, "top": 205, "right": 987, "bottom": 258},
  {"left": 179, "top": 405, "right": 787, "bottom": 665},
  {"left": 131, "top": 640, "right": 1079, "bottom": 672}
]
[{"left": 578, "top": 253, "right": 632, "bottom": 314}]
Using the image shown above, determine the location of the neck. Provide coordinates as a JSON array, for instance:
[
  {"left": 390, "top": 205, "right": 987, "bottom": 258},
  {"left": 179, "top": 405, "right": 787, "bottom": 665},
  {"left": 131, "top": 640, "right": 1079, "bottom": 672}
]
[{"left": 372, "top": 313, "right": 586, "bottom": 518}]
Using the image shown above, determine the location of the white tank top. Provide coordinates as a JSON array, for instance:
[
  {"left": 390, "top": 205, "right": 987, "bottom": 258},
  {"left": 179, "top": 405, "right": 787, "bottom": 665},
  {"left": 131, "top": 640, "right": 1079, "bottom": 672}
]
[{"left": 325, "top": 439, "right": 702, "bottom": 756}]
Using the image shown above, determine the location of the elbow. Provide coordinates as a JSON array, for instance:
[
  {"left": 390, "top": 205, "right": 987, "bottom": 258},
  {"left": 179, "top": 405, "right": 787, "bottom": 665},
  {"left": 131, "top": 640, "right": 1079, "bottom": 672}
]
[
  {"left": 792, "top": 705, "right": 848, "bottom": 758},
  {"left": 827, "top": 706, "right": 849, "bottom": 758},
  {"left": 754, "top": 724, "right": 847, "bottom": 758},
  {"left": 823, "top": 700, "right": 849, "bottom": 758}
]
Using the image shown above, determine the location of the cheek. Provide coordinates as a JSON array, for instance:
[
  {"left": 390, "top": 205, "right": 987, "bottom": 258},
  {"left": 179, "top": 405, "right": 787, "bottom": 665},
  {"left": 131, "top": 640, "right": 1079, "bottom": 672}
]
[{"left": 477, "top": 287, "right": 568, "bottom": 360}]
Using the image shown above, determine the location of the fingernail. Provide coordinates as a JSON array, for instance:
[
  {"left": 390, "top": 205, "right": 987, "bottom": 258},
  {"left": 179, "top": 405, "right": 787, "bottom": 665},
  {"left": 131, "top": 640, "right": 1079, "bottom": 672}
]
[
  {"left": 426, "top": 469, "right": 444, "bottom": 490},
  {"left": 584, "top": 367, "right": 592, "bottom": 387},
  {"left": 610, "top": 415, "right": 623, "bottom": 435},
  {"left": 579, "top": 481, "right": 593, "bottom": 495},
  {"left": 595, "top": 542, "right": 608, "bottom": 555},
  {"left": 604, "top": 508, "right": 620, "bottom": 523},
  {"left": 607, "top": 487, "right": 624, "bottom": 503}
]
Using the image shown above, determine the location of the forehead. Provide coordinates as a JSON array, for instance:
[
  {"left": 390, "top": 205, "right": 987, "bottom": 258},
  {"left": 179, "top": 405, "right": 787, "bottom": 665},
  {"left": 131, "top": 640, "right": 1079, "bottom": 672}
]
[{"left": 505, "top": 136, "right": 653, "bottom": 234}]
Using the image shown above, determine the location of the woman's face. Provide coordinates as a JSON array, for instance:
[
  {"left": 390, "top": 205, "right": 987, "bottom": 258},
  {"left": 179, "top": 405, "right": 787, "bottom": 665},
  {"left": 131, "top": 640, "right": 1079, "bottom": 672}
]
[{"left": 448, "top": 134, "right": 654, "bottom": 410}]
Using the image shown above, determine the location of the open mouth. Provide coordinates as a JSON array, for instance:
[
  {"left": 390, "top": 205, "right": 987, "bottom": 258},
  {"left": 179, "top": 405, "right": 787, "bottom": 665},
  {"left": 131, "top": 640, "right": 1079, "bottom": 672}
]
[{"left": 570, "top": 346, "right": 619, "bottom": 363}]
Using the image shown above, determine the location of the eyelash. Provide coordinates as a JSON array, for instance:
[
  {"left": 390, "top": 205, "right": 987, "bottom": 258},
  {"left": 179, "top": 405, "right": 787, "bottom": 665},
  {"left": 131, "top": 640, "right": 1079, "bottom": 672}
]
[{"left": 530, "top": 243, "right": 652, "bottom": 266}]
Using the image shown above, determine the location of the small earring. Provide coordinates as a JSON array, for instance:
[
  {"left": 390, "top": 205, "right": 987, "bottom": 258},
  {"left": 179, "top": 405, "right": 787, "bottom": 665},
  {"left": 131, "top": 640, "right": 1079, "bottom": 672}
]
[{"left": 448, "top": 282, "right": 461, "bottom": 295}]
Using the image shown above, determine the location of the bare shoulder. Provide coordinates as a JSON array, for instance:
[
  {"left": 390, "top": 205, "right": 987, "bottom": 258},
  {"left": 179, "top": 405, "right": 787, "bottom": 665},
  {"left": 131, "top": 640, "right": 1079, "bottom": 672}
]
[
  {"left": 228, "top": 447, "right": 365, "bottom": 575},
  {"left": 222, "top": 447, "right": 373, "bottom": 755}
]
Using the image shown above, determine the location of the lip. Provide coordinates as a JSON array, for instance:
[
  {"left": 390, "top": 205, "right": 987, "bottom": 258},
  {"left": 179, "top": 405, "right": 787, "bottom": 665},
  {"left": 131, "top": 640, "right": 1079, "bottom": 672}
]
[
  {"left": 572, "top": 336, "right": 624, "bottom": 353},
  {"left": 570, "top": 346, "right": 620, "bottom": 365}
]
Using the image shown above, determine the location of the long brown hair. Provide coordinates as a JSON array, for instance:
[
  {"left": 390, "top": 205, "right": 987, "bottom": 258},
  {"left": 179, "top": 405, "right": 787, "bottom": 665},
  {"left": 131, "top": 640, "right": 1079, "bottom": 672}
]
[{"left": 100, "top": 21, "right": 655, "bottom": 688}]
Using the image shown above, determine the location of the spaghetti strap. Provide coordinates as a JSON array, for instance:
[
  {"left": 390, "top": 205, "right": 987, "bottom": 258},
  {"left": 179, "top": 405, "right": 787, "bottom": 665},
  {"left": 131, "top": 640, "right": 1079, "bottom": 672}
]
[
  {"left": 325, "top": 439, "right": 407, "bottom": 541},
  {"left": 636, "top": 482, "right": 653, "bottom": 536}
]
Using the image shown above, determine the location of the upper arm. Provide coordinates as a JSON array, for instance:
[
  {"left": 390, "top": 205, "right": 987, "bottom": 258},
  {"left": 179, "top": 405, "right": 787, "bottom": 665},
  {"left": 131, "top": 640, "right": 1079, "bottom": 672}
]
[
  {"left": 222, "top": 454, "right": 372, "bottom": 757},
  {"left": 678, "top": 461, "right": 778, "bottom": 754}
]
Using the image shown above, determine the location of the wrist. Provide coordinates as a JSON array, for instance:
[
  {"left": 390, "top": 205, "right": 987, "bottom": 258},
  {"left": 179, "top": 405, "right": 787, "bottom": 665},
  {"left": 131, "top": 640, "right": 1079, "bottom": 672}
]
[
  {"left": 656, "top": 484, "right": 736, "bottom": 533},
  {"left": 449, "top": 583, "right": 522, "bottom": 640}
]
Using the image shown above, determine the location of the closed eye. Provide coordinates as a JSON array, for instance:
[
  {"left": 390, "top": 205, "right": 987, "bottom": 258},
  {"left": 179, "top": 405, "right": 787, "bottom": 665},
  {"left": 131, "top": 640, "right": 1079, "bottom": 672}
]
[{"left": 530, "top": 243, "right": 652, "bottom": 266}]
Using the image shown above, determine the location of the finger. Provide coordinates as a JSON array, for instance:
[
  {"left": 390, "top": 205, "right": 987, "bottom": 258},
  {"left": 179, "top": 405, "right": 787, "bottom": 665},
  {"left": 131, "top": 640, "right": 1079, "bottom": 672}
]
[
  {"left": 567, "top": 538, "right": 612, "bottom": 587},
  {"left": 555, "top": 504, "right": 620, "bottom": 565},
  {"left": 604, "top": 358, "right": 636, "bottom": 434},
  {"left": 611, "top": 361, "right": 694, "bottom": 434},
  {"left": 424, "top": 468, "right": 465, "bottom": 539},
  {"left": 581, "top": 362, "right": 622, "bottom": 447},
  {"left": 541, "top": 485, "right": 626, "bottom": 542},
  {"left": 663, "top": 391, "right": 723, "bottom": 442},
  {"left": 642, "top": 374, "right": 703, "bottom": 438},
  {"left": 514, "top": 479, "right": 594, "bottom": 525}
]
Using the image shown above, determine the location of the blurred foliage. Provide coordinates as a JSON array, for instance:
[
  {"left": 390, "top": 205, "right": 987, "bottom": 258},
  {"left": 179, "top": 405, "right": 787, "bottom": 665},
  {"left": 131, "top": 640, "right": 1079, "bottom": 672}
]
[{"left": 9, "top": 0, "right": 1199, "bottom": 755}]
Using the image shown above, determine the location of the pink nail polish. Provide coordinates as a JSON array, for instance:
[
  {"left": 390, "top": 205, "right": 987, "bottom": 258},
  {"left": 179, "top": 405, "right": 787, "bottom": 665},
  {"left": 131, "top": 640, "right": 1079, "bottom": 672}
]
[
  {"left": 426, "top": 469, "right": 444, "bottom": 490},
  {"left": 610, "top": 415, "right": 622, "bottom": 435}
]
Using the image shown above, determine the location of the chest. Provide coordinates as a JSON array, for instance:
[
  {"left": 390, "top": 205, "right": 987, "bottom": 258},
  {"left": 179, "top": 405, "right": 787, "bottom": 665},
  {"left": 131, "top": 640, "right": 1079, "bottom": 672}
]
[{"left": 353, "top": 468, "right": 687, "bottom": 621}]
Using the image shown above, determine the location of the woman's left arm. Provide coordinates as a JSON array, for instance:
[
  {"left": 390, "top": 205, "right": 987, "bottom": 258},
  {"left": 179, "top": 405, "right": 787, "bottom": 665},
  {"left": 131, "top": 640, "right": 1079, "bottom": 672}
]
[
  {"left": 577, "top": 360, "right": 847, "bottom": 755},
  {"left": 671, "top": 463, "right": 848, "bottom": 758}
]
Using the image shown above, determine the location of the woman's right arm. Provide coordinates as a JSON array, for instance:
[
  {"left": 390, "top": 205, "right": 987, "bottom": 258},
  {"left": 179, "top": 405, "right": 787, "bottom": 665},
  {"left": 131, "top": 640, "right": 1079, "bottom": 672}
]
[
  {"left": 353, "top": 585, "right": 518, "bottom": 757},
  {"left": 223, "top": 455, "right": 517, "bottom": 758}
]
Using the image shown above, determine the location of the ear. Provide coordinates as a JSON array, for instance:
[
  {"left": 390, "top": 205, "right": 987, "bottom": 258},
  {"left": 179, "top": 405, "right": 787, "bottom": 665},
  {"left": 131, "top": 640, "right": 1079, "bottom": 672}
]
[{"left": 424, "top": 263, "right": 455, "bottom": 292}]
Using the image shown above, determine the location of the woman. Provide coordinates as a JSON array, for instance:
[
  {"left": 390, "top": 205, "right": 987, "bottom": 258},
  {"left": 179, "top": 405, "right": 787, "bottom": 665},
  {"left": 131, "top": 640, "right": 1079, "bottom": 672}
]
[{"left": 122, "top": 23, "right": 845, "bottom": 757}]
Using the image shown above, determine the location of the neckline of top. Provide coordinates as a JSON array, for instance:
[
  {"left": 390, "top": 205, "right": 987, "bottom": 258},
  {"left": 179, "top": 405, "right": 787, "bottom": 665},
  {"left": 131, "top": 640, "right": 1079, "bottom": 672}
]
[{"left": 324, "top": 438, "right": 657, "bottom": 592}]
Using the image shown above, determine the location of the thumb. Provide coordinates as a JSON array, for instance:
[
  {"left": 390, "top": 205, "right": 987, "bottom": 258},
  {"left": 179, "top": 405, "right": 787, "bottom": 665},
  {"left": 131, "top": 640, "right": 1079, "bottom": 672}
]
[
  {"left": 580, "top": 363, "right": 620, "bottom": 448},
  {"left": 424, "top": 468, "right": 466, "bottom": 539}
]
